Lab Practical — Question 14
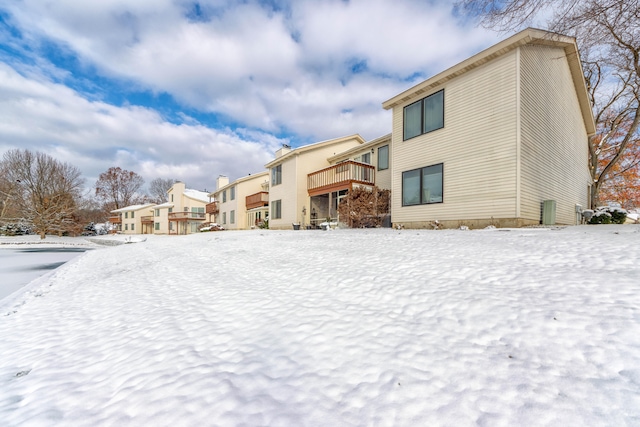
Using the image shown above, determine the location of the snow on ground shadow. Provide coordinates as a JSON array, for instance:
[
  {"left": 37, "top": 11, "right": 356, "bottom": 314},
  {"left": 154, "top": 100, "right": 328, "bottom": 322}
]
[{"left": 1, "top": 225, "right": 640, "bottom": 426}]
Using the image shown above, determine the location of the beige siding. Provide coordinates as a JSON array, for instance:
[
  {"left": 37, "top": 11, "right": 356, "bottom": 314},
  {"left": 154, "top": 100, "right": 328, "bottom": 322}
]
[
  {"left": 216, "top": 172, "right": 269, "bottom": 230},
  {"left": 268, "top": 138, "right": 362, "bottom": 229},
  {"left": 391, "top": 50, "right": 519, "bottom": 225},
  {"left": 519, "top": 45, "right": 591, "bottom": 225}
]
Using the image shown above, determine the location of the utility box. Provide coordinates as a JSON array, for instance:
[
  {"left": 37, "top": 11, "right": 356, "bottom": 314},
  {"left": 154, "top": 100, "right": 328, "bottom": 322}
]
[{"left": 542, "top": 200, "right": 556, "bottom": 225}]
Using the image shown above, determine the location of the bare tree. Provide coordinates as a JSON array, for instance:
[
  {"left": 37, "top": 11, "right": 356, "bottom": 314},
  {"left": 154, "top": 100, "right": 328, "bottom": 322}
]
[
  {"left": 148, "top": 178, "right": 177, "bottom": 204},
  {"left": 2, "top": 149, "right": 84, "bottom": 238},
  {"left": 456, "top": 0, "right": 640, "bottom": 208},
  {"left": 95, "top": 167, "right": 145, "bottom": 211}
]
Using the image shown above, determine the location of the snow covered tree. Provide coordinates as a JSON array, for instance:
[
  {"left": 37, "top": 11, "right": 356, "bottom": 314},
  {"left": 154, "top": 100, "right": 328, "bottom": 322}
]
[
  {"left": 456, "top": 0, "right": 640, "bottom": 208},
  {"left": 1, "top": 149, "right": 84, "bottom": 238}
]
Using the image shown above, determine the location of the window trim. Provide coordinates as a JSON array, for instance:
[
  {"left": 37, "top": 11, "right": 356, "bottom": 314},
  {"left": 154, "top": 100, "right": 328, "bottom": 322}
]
[
  {"left": 403, "top": 89, "right": 444, "bottom": 141},
  {"left": 401, "top": 163, "right": 444, "bottom": 206},
  {"left": 378, "top": 145, "right": 389, "bottom": 171},
  {"left": 271, "top": 164, "right": 282, "bottom": 186},
  {"left": 272, "top": 199, "right": 282, "bottom": 219}
]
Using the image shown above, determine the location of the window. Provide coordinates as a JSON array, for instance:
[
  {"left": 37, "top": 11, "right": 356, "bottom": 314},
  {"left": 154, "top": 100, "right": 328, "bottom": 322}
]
[
  {"left": 222, "top": 212, "right": 227, "bottom": 224},
  {"left": 154, "top": 222, "right": 160, "bottom": 230},
  {"left": 171, "top": 194, "right": 174, "bottom": 202},
  {"left": 230, "top": 210, "right": 235, "bottom": 224},
  {"left": 272, "top": 200, "right": 282, "bottom": 219},
  {"left": 169, "top": 207, "right": 173, "bottom": 213},
  {"left": 155, "top": 209, "right": 159, "bottom": 216},
  {"left": 125, "top": 224, "right": 129, "bottom": 230},
  {"left": 223, "top": 190, "right": 227, "bottom": 203},
  {"left": 336, "top": 161, "right": 349, "bottom": 173},
  {"left": 230, "top": 186, "right": 235, "bottom": 200},
  {"left": 403, "top": 90, "right": 444, "bottom": 140},
  {"left": 131, "top": 211, "right": 135, "bottom": 218},
  {"left": 131, "top": 224, "right": 135, "bottom": 231},
  {"left": 192, "top": 207, "right": 204, "bottom": 218},
  {"left": 402, "top": 163, "right": 443, "bottom": 206},
  {"left": 271, "top": 165, "right": 282, "bottom": 186},
  {"left": 361, "top": 153, "right": 370, "bottom": 165},
  {"left": 378, "top": 145, "right": 389, "bottom": 170},
  {"left": 125, "top": 212, "right": 129, "bottom": 219}
]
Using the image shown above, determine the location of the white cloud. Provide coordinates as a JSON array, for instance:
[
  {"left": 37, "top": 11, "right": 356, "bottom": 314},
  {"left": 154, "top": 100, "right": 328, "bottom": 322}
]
[{"left": 0, "top": 63, "right": 282, "bottom": 191}]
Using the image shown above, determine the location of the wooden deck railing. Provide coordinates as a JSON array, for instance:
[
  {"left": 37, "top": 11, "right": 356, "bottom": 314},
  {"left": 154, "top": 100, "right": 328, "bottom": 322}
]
[
  {"left": 246, "top": 191, "right": 269, "bottom": 210},
  {"left": 206, "top": 202, "right": 219, "bottom": 215},
  {"left": 307, "top": 161, "right": 375, "bottom": 196},
  {"left": 108, "top": 216, "right": 121, "bottom": 224},
  {"left": 168, "top": 212, "right": 206, "bottom": 221},
  {"left": 140, "top": 215, "right": 154, "bottom": 223}
]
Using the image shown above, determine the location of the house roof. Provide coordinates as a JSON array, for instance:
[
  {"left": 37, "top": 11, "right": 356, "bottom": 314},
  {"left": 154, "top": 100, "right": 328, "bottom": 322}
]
[
  {"left": 209, "top": 171, "right": 269, "bottom": 197},
  {"left": 264, "top": 134, "right": 366, "bottom": 168},
  {"left": 327, "top": 133, "right": 391, "bottom": 163},
  {"left": 154, "top": 202, "right": 174, "bottom": 209},
  {"left": 382, "top": 27, "right": 595, "bottom": 136},
  {"left": 111, "top": 203, "right": 156, "bottom": 213},
  {"left": 183, "top": 189, "right": 210, "bottom": 203}
]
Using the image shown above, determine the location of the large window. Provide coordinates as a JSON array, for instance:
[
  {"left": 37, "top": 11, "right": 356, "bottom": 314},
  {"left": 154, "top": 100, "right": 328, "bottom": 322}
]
[
  {"left": 230, "top": 186, "right": 235, "bottom": 200},
  {"left": 402, "top": 164, "right": 443, "bottom": 206},
  {"left": 403, "top": 90, "right": 444, "bottom": 140},
  {"left": 272, "top": 200, "right": 282, "bottom": 219},
  {"left": 378, "top": 145, "right": 389, "bottom": 170},
  {"left": 154, "top": 222, "right": 160, "bottom": 230},
  {"left": 271, "top": 165, "right": 282, "bottom": 186},
  {"left": 230, "top": 210, "right": 235, "bottom": 224},
  {"left": 222, "top": 212, "right": 227, "bottom": 224}
]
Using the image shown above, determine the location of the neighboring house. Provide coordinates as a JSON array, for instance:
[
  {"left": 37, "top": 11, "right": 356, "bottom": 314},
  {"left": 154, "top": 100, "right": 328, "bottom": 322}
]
[
  {"left": 211, "top": 171, "right": 269, "bottom": 230},
  {"left": 110, "top": 204, "right": 155, "bottom": 234},
  {"left": 265, "top": 135, "right": 366, "bottom": 229},
  {"left": 382, "top": 28, "right": 595, "bottom": 228},
  {"left": 153, "top": 181, "right": 211, "bottom": 235}
]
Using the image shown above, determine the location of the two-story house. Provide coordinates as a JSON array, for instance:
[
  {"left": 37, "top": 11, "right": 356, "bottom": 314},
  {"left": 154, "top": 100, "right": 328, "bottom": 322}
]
[
  {"left": 152, "top": 181, "right": 210, "bottom": 235},
  {"left": 211, "top": 171, "right": 269, "bottom": 230},
  {"left": 382, "top": 28, "right": 595, "bottom": 228}
]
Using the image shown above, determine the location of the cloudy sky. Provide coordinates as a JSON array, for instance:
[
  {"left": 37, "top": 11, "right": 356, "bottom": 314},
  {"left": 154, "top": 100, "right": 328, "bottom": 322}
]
[{"left": 0, "top": 0, "right": 501, "bottom": 193}]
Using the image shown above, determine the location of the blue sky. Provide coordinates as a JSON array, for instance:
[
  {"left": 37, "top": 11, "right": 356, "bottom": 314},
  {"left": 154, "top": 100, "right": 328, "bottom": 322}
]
[{"left": 0, "top": 0, "right": 501, "bottom": 192}]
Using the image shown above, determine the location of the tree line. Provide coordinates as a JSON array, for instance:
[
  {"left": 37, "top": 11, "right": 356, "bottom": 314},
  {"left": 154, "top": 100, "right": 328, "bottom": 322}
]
[{"left": 0, "top": 149, "right": 177, "bottom": 238}]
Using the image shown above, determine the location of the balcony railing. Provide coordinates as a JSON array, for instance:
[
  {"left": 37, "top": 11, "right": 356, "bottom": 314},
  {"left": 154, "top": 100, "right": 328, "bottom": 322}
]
[
  {"left": 168, "top": 212, "right": 206, "bottom": 221},
  {"left": 206, "top": 202, "right": 219, "bottom": 215},
  {"left": 246, "top": 191, "right": 269, "bottom": 210},
  {"left": 109, "top": 216, "right": 121, "bottom": 224},
  {"left": 307, "top": 161, "right": 375, "bottom": 196},
  {"left": 141, "top": 215, "right": 154, "bottom": 224}
]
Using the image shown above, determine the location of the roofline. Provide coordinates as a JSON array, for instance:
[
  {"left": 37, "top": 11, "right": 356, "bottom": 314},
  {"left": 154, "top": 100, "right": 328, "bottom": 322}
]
[
  {"left": 382, "top": 28, "right": 595, "bottom": 136},
  {"left": 209, "top": 170, "right": 269, "bottom": 196},
  {"left": 110, "top": 203, "right": 156, "bottom": 213},
  {"left": 264, "top": 134, "right": 366, "bottom": 168},
  {"left": 327, "top": 133, "right": 392, "bottom": 163}
]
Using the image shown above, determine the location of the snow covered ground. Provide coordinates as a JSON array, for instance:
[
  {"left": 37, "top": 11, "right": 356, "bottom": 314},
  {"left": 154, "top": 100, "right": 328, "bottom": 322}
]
[{"left": 1, "top": 225, "right": 639, "bottom": 426}]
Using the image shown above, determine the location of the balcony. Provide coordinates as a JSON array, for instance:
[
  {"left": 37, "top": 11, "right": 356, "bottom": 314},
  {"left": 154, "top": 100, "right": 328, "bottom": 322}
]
[
  {"left": 307, "top": 161, "right": 375, "bottom": 197},
  {"left": 109, "top": 216, "right": 121, "bottom": 224},
  {"left": 168, "top": 212, "right": 206, "bottom": 221},
  {"left": 206, "top": 202, "right": 219, "bottom": 215},
  {"left": 141, "top": 215, "right": 154, "bottom": 224},
  {"left": 246, "top": 191, "right": 269, "bottom": 210}
]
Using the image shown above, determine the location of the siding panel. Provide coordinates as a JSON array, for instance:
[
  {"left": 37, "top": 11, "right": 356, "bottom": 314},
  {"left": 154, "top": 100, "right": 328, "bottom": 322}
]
[
  {"left": 519, "top": 45, "right": 591, "bottom": 225},
  {"left": 391, "top": 51, "right": 519, "bottom": 224}
]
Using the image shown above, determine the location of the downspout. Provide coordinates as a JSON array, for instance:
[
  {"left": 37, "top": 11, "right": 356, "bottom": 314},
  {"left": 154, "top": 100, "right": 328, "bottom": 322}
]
[{"left": 515, "top": 47, "right": 522, "bottom": 220}]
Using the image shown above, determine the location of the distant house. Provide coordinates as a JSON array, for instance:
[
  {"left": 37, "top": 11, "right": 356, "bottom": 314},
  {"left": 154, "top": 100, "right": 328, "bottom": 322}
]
[
  {"left": 265, "top": 135, "right": 366, "bottom": 229},
  {"left": 210, "top": 171, "right": 269, "bottom": 230},
  {"left": 382, "top": 28, "right": 596, "bottom": 228},
  {"left": 110, "top": 204, "right": 155, "bottom": 234},
  {"left": 152, "top": 181, "right": 210, "bottom": 235}
]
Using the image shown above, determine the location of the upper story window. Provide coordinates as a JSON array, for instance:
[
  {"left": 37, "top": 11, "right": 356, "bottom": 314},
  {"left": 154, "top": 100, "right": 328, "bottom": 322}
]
[
  {"left": 131, "top": 211, "right": 135, "bottom": 218},
  {"left": 222, "top": 190, "right": 227, "bottom": 203},
  {"left": 155, "top": 209, "right": 160, "bottom": 216},
  {"left": 403, "top": 90, "right": 444, "bottom": 140},
  {"left": 378, "top": 145, "right": 389, "bottom": 170},
  {"left": 271, "top": 164, "right": 282, "bottom": 186},
  {"left": 230, "top": 186, "right": 235, "bottom": 201},
  {"left": 124, "top": 212, "right": 128, "bottom": 219}
]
